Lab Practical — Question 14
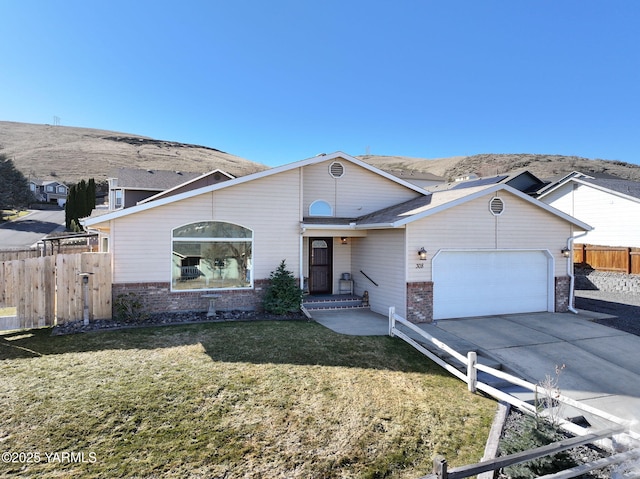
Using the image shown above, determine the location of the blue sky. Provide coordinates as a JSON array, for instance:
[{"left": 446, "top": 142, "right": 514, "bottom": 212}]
[{"left": 2, "top": 1, "right": 639, "bottom": 167}]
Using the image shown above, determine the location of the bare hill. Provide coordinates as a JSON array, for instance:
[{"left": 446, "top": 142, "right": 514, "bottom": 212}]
[
  {"left": 3, "top": 121, "right": 640, "bottom": 186},
  {"left": 360, "top": 153, "right": 640, "bottom": 182},
  {"left": 0, "top": 121, "right": 268, "bottom": 183}
]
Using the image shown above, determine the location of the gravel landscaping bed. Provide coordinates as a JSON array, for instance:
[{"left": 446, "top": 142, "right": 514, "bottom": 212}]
[
  {"left": 52, "top": 310, "right": 308, "bottom": 335},
  {"left": 575, "top": 289, "right": 640, "bottom": 336},
  {"left": 496, "top": 409, "right": 612, "bottom": 479}
]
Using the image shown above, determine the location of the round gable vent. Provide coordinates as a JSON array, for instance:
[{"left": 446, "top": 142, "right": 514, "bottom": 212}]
[
  {"left": 329, "top": 161, "right": 345, "bottom": 178},
  {"left": 489, "top": 197, "right": 505, "bottom": 216}
]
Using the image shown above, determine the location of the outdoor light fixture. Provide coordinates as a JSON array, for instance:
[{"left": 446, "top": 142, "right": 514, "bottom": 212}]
[
  {"left": 561, "top": 247, "right": 571, "bottom": 258},
  {"left": 340, "top": 237, "right": 348, "bottom": 245},
  {"left": 418, "top": 247, "right": 427, "bottom": 260}
]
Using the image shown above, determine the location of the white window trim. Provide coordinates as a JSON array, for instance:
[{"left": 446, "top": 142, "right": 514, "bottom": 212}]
[
  {"left": 170, "top": 221, "right": 254, "bottom": 292},
  {"left": 309, "top": 199, "right": 333, "bottom": 216}
]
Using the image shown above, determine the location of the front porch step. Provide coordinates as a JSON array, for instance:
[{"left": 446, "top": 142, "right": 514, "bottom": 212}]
[{"left": 302, "top": 294, "right": 368, "bottom": 311}]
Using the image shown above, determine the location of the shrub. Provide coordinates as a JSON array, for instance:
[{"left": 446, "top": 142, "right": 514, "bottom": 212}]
[
  {"left": 263, "top": 260, "right": 303, "bottom": 315},
  {"left": 535, "top": 364, "right": 566, "bottom": 426},
  {"left": 113, "top": 292, "right": 150, "bottom": 323}
]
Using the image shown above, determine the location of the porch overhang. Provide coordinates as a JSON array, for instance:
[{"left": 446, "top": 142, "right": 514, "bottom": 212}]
[
  {"left": 300, "top": 217, "right": 401, "bottom": 235},
  {"left": 302, "top": 228, "right": 369, "bottom": 237},
  {"left": 301, "top": 221, "right": 402, "bottom": 232}
]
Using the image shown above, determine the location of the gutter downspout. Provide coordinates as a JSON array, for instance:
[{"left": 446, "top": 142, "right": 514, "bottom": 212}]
[
  {"left": 300, "top": 226, "right": 305, "bottom": 290},
  {"left": 299, "top": 225, "right": 312, "bottom": 319},
  {"left": 299, "top": 168, "right": 305, "bottom": 293},
  {"left": 566, "top": 231, "right": 589, "bottom": 314}
]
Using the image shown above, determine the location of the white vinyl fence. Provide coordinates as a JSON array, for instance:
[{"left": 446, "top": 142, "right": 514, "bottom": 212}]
[{"left": 388, "top": 307, "right": 640, "bottom": 479}]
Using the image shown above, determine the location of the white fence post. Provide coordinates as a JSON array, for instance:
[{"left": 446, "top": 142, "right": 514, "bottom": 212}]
[
  {"left": 467, "top": 351, "right": 477, "bottom": 393},
  {"left": 388, "top": 306, "right": 395, "bottom": 337}
]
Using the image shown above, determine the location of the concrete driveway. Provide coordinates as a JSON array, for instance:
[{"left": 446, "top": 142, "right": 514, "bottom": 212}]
[
  {"left": 312, "top": 309, "right": 640, "bottom": 434},
  {"left": 435, "top": 312, "right": 640, "bottom": 434}
]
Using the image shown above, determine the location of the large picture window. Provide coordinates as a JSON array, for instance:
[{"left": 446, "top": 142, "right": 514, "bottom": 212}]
[{"left": 172, "top": 221, "right": 253, "bottom": 291}]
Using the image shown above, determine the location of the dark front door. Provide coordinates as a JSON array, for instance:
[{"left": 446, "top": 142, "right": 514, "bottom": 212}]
[{"left": 309, "top": 238, "right": 332, "bottom": 294}]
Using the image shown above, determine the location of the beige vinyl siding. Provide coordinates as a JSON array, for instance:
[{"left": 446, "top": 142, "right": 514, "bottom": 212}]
[
  {"left": 110, "top": 170, "right": 302, "bottom": 284},
  {"left": 406, "top": 191, "right": 572, "bottom": 281},
  {"left": 351, "top": 229, "right": 407, "bottom": 317},
  {"left": 545, "top": 183, "right": 640, "bottom": 248},
  {"left": 332, "top": 237, "right": 352, "bottom": 293},
  {"left": 302, "top": 160, "right": 421, "bottom": 217}
]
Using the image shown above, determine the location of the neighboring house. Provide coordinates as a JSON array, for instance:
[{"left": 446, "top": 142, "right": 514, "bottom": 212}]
[
  {"left": 107, "top": 168, "right": 234, "bottom": 210},
  {"left": 84, "top": 152, "right": 591, "bottom": 323},
  {"left": 427, "top": 170, "right": 547, "bottom": 196},
  {"left": 29, "top": 180, "right": 69, "bottom": 207},
  {"left": 537, "top": 172, "right": 640, "bottom": 248},
  {"left": 383, "top": 169, "right": 445, "bottom": 188},
  {"left": 138, "top": 169, "right": 236, "bottom": 204}
]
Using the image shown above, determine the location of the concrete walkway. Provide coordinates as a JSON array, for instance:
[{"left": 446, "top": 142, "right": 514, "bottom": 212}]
[{"left": 311, "top": 308, "right": 640, "bottom": 435}]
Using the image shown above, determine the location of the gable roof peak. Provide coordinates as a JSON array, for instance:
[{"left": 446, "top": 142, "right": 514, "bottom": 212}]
[{"left": 85, "top": 151, "right": 428, "bottom": 227}]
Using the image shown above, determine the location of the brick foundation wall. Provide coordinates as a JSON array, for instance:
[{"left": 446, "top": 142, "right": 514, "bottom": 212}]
[
  {"left": 406, "top": 281, "right": 433, "bottom": 323},
  {"left": 112, "top": 279, "right": 270, "bottom": 314},
  {"left": 555, "top": 276, "right": 571, "bottom": 312}
]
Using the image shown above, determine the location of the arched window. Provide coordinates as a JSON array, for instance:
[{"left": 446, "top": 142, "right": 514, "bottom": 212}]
[
  {"left": 309, "top": 200, "right": 333, "bottom": 216},
  {"left": 172, "top": 221, "right": 253, "bottom": 290}
]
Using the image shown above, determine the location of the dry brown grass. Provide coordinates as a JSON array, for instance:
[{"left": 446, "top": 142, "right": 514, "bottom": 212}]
[
  {"left": 0, "top": 321, "right": 496, "bottom": 478},
  {"left": 1, "top": 209, "right": 30, "bottom": 222},
  {"left": 4, "top": 121, "right": 640, "bottom": 186},
  {"left": 359, "top": 153, "right": 640, "bottom": 182},
  {"left": 0, "top": 306, "right": 16, "bottom": 316},
  {"left": 0, "top": 121, "right": 267, "bottom": 183}
]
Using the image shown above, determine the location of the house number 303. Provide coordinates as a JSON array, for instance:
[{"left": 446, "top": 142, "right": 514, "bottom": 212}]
[{"left": 415, "top": 263, "right": 424, "bottom": 269}]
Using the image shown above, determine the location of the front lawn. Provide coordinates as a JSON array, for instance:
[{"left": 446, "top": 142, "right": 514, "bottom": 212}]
[
  {"left": 0, "top": 209, "right": 29, "bottom": 222},
  {"left": 0, "top": 320, "right": 495, "bottom": 478}
]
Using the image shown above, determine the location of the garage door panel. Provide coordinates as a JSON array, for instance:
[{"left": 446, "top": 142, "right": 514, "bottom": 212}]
[{"left": 433, "top": 251, "right": 550, "bottom": 320}]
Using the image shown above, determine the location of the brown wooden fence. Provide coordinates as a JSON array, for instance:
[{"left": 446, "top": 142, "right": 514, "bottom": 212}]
[
  {"left": 0, "top": 253, "right": 111, "bottom": 330},
  {"left": 574, "top": 244, "right": 640, "bottom": 275},
  {"left": 0, "top": 233, "right": 98, "bottom": 262},
  {"left": 0, "top": 249, "right": 43, "bottom": 261}
]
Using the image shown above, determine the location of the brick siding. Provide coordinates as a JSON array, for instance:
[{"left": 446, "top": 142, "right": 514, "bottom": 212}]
[
  {"left": 555, "top": 275, "right": 571, "bottom": 312},
  {"left": 112, "top": 279, "right": 270, "bottom": 314},
  {"left": 406, "top": 281, "right": 433, "bottom": 323}
]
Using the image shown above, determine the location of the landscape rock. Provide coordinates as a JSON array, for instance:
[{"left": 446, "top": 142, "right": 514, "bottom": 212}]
[{"left": 52, "top": 309, "right": 308, "bottom": 335}]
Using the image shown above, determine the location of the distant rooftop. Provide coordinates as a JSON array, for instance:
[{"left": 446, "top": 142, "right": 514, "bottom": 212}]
[
  {"left": 110, "top": 168, "right": 202, "bottom": 190},
  {"left": 580, "top": 177, "right": 640, "bottom": 200},
  {"left": 426, "top": 170, "right": 545, "bottom": 195},
  {"left": 383, "top": 169, "right": 445, "bottom": 182}
]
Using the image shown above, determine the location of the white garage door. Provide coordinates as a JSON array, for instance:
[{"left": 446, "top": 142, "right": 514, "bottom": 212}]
[{"left": 433, "top": 250, "right": 551, "bottom": 320}]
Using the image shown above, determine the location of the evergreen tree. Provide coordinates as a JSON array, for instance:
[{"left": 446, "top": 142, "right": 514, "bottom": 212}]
[
  {"left": 86, "top": 178, "right": 96, "bottom": 215},
  {"left": 65, "top": 184, "right": 77, "bottom": 229},
  {"left": 263, "top": 260, "right": 304, "bottom": 315},
  {"left": 64, "top": 177, "right": 97, "bottom": 230},
  {"left": 0, "top": 154, "right": 33, "bottom": 217}
]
